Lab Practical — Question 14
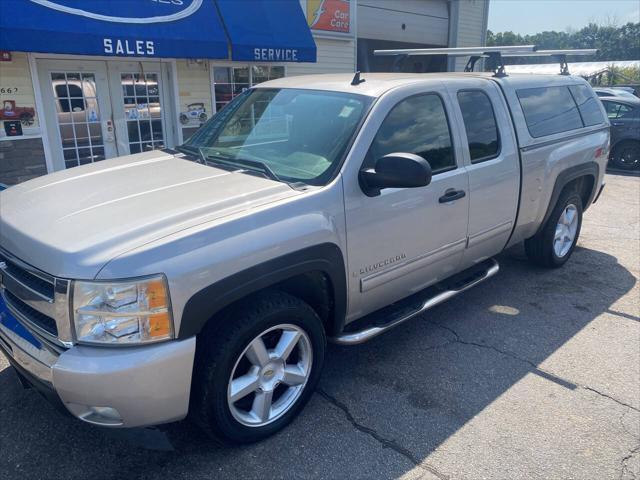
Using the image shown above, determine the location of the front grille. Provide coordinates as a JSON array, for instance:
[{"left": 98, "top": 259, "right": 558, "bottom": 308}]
[
  {"left": 0, "top": 252, "right": 54, "bottom": 300},
  {"left": 4, "top": 289, "right": 58, "bottom": 336}
]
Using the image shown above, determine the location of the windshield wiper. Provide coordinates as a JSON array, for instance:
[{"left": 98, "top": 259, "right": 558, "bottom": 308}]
[
  {"left": 174, "top": 144, "right": 198, "bottom": 157},
  {"left": 202, "top": 151, "right": 282, "bottom": 183}
]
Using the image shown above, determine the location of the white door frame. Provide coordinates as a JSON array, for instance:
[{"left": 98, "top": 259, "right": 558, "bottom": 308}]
[
  {"left": 30, "top": 53, "right": 178, "bottom": 173},
  {"left": 106, "top": 60, "right": 176, "bottom": 156},
  {"left": 35, "top": 58, "right": 118, "bottom": 172},
  {"left": 28, "top": 53, "right": 55, "bottom": 173}
]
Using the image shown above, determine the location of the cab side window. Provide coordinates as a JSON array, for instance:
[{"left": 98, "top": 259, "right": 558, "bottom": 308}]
[
  {"left": 368, "top": 94, "right": 455, "bottom": 174},
  {"left": 457, "top": 90, "right": 500, "bottom": 163}
]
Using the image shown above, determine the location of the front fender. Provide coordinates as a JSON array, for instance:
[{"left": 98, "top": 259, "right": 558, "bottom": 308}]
[
  {"left": 178, "top": 243, "right": 347, "bottom": 339},
  {"left": 96, "top": 182, "right": 348, "bottom": 338}
]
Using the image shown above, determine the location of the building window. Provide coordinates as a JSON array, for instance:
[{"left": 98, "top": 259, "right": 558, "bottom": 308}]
[{"left": 212, "top": 65, "right": 284, "bottom": 112}]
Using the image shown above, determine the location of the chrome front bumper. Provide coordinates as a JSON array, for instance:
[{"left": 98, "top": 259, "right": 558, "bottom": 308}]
[
  {"left": 0, "top": 297, "right": 196, "bottom": 428},
  {"left": 0, "top": 249, "right": 196, "bottom": 428}
]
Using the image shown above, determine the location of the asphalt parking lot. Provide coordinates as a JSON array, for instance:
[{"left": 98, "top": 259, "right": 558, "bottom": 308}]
[{"left": 1, "top": 173, "right": 638, "bottom": 480}]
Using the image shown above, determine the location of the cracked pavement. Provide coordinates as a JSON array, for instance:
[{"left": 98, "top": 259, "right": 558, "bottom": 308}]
[{"left": 1, "top": 173, "right": 639, "bottom": 480}]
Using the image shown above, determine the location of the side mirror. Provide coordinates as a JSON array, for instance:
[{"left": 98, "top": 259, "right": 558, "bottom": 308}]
[{"left": 359, "top": 152, "right": 432, "bottom": 196}]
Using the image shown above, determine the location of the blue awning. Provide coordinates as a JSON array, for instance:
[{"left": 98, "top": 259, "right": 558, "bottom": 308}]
[
  {"left": 0, "top": 0, "right": 229, "bottom": 59},
  {"left": 213, "top": 0, "right": 317, "bottom": 62},
  {"left": 0, "top": 0, "right": 316, "bottom": 62}
]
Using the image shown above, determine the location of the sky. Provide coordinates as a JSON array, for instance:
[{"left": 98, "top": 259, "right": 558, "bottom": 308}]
[{"left": 488, "top": 0, "right": 640, "bottom": 35}]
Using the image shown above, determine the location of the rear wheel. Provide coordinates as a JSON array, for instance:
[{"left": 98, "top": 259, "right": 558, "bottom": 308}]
[
  {"left": 525, "top": 189, "right": 583, "bottom": 268},
  {"left": 190, "top": 291, "right": 325, "bottom": 444},
  {"left": 610, "top": 140, "right": 640, "bottom": 171}
]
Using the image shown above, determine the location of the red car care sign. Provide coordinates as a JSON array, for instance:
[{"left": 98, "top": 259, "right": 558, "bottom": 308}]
[{"left": 307, "top": 0, "right": 350, "bottom": 34}]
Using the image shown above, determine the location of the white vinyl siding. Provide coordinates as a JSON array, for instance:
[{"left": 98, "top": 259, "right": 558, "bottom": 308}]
[
  {"left": 176, "top": 60, "right": 213, "bottom": 118},
  {"left": 450, "top": 0, "right": 490, "bottom": 71},
  {"left": 287, "top": 37, "right": 355, "bottom": 76}
]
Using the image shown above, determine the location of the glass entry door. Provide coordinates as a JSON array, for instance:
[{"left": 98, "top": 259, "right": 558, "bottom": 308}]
[
  {"left": 107, "top": 61, "right": 173, "bottom": 156},
  {"left": 37, "top": 59, "right": 175, "bottom": 172},
  {"left": 37, "top": 60, "right": 118, "bottom": 170}
]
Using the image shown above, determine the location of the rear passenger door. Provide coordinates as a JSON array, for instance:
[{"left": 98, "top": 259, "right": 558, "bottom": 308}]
[{"left": 449, "top": 83, "right": 520, "bottom": 267}]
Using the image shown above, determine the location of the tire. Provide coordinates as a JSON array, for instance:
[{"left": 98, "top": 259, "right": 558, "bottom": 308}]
[
  {"left": 525, "top": 188, "right": 583, "bottom": 268},
  {"left": 610, "top": 140, "right": 640, "bottom": 171},
  {"left": 190, "top": 291, "right": 326, "bottom": 444}
]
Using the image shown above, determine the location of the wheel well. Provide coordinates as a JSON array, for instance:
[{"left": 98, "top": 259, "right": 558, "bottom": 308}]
[
  {"left": 612, "top": 138, "right": 640, "bottom": 154},
  {"left": 562, "top": 174, "right": 595, "bottom": 211},
  {"left": 274, "top": 271, "right": 335, "bottom": 334},
  {"left": 198, "top": 271, "right": 337, "bottom": 338}
]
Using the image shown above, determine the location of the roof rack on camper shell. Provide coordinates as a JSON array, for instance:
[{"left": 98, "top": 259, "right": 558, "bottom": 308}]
[{"left": 373, "top": 46, "right": 598, "bottom": 77}]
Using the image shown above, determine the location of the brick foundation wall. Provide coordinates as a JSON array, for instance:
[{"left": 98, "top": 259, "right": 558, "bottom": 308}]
[{"left": 0, "top": 138, "right": 48, "bottom": 185}]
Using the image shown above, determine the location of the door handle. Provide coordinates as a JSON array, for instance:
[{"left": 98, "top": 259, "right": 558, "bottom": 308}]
[
  {"left": 611, "top": 121, "right": 624, "bottom": 126},
  {"left": 439, "top": 189, "right": 466, "bottom": 203}
]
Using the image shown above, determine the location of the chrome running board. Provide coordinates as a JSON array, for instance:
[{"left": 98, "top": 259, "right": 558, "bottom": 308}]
[{"left": 330, "top": 258, "right": 499, "bottom": 345}]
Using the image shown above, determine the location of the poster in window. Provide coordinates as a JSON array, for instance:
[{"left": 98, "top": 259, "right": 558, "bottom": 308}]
[
  {"left": 0, "top": 53, "right": 40, "bottom": 138},
  {"left": 1, "top": 99, "right": 36, "bottom": 130},
  {"left": 306, "top": 0, "right": 351, "bottom": 34}
]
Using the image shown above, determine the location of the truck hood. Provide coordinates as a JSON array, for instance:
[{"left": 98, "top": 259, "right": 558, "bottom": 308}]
[{"left": 0, "top": 151, "right": 299, "bottom": 279}]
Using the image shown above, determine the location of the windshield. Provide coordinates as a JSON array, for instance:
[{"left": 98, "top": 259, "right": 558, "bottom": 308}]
[{"left": 182, "top": 88, "right": 372, "bottom": 185}]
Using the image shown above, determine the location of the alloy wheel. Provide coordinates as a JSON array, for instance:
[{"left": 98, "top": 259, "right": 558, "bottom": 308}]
[
  {"left": 553, "top": 204, "right": 578, "bottom": 258},
  {"left": 227, "top": 324, "right": 313, "bottom": 427}
]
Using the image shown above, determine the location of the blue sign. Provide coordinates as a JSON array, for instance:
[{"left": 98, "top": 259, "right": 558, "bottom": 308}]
[
  {"left": 0, "top": 0, "right": 229, "bottom": 59},
  {"left": 28, "top": 0, "right": 205, "bottom": 23},
  {"left": 216, "top": 0, "right": 317, "bottom": 63},
  {"left": 0, "top": 0, "right": 316, "bottom": 63}
]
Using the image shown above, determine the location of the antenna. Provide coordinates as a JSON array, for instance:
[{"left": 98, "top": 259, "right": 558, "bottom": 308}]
[{"left": 351, "top": 71, "right": 366, "bottom": 86}]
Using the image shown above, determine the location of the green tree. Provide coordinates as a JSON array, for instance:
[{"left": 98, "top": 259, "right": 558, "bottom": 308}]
[{"left": 487, "top": 22, "right": 640, "bottom": 61}]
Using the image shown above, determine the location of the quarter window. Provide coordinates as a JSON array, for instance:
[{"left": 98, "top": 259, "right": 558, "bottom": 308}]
[
  {"left": 457, "top": 90, "right": 500, "bottom": 163},
  {"left": 517, "top": 86, "right": 583, "bottom": 138},
  {"left": 602, "top": 101, "right": 635, "bottom": 119},
  {"left": 569, "top": 85, "right": 605, "bottom": 126},
  {"left": 368, "top": 94, "right": 455, "bottom": 174}
]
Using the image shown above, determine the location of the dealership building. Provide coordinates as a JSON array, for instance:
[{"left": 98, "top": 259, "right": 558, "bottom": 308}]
[{"left": 0, "top": 0, "right": 489, "bottom": 185}]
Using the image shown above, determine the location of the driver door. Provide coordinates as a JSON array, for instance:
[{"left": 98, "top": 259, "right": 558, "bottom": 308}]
[{"left": 343, "top": 88, "right": 470, "bottom": 320}]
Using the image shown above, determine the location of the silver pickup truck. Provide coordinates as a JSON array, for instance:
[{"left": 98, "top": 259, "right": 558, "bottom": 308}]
[{"left": 0, "top": 72, "right": 608, "bottom": 444}]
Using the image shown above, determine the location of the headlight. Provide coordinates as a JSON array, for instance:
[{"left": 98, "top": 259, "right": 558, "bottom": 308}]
[{"left": 72, "top": 275, "right": 173, "bottom": 345}]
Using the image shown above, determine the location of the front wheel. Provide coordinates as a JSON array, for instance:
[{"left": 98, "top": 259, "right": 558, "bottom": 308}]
[
  {"left": 525, "top": 189, "right": 583, "bottom": 268},
  {"left": 190, "top": 291, "right": 326, "bottom": 444}
]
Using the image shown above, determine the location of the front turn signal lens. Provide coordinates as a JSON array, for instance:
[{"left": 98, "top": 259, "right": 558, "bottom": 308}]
[{"left": 73, "top": 275, "right": 174, "bottom": 345}]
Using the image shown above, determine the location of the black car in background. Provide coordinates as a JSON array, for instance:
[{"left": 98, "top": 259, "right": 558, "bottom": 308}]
[
  {"left": 594, "top": 87, "right": 638, "bottom": 100},
  {"left": 600, "top": 96, "right": 640, "bottom": 171}
]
